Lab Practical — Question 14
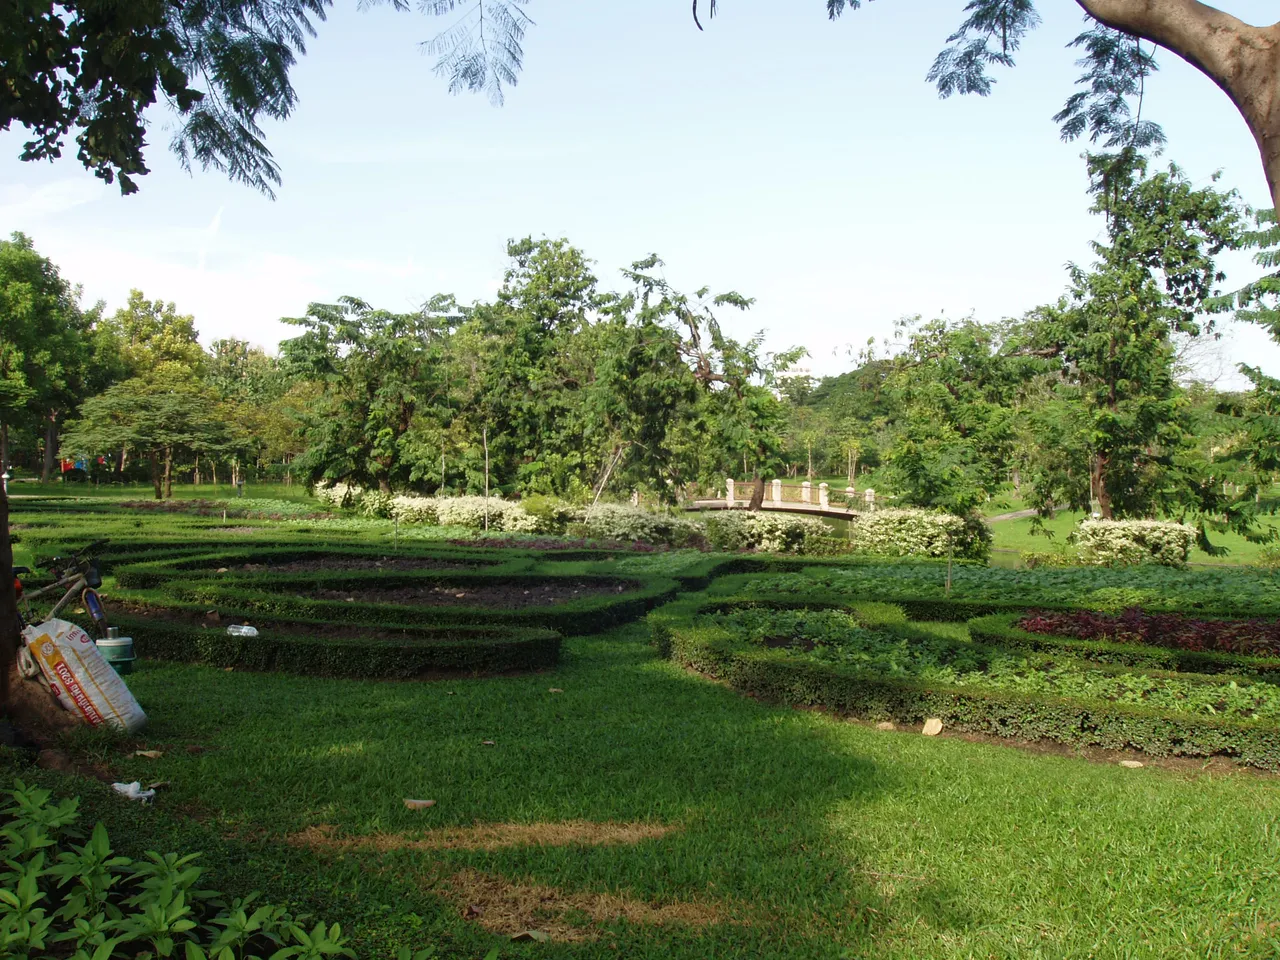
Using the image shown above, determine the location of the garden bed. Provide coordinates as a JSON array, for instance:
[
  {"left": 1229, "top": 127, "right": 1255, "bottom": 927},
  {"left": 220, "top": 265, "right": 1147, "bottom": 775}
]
[
  {"left": 310, "top": 578, "right": 628, "bottom": 608},
  {"left": 1017, "top": 608, "right": 1280, "bottom": 656},
  {"left": 651, "top": 592, "right": 1280, "bottom": 768}
]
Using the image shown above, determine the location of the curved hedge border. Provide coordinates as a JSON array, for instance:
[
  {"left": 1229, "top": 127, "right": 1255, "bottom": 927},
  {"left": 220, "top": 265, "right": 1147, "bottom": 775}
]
[
  {"left": 968, "top": 613, "right": 1280, "bottom": 681},
  {"left": 108, "top": 610, "right": 559, "bottom": 678},
  {"left": 112, "top": 544, "right": 525, "bottom": 589},
  {"left": 649, "top": 596, "right": 1280, "bottom": 770}
]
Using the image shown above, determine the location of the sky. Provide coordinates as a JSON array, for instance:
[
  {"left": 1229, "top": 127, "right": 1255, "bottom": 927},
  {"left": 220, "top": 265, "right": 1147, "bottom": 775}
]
[{"left": 2, "top": 0, "right": 1279, "bottom": 387}]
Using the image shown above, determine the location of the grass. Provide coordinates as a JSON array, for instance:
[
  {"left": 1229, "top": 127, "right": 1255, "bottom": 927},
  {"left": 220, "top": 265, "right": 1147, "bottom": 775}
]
[{"left": 9, "top": 623, "right": 1278, "bottom": 959}]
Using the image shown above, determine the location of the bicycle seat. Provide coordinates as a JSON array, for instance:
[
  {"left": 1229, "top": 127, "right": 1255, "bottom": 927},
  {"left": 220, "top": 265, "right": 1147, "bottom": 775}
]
[{"left": 13, "top": 567, "right": 30, "bottom": 576}]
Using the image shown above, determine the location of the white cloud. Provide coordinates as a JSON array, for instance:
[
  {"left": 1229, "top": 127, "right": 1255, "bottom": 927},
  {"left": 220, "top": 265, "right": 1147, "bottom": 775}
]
[{"left": 0, "top": 179, "right": 102, "bottom": 226}]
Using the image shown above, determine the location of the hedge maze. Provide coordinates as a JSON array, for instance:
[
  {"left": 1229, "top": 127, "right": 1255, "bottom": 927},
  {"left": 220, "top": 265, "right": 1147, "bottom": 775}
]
[{"left": 16, "top": 497, "right": 1280, "bottom": 769}]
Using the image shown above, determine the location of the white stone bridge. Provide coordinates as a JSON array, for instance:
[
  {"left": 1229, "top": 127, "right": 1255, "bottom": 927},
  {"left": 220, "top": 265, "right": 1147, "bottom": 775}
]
[{"left": 686, "top": 479, "right": 880, "bottom": 521}]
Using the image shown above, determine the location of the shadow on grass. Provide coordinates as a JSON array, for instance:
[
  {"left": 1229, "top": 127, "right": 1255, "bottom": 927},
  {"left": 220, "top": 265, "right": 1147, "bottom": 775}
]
[{"left": 7, "top": 626, "right": 921, "bottom": 959}]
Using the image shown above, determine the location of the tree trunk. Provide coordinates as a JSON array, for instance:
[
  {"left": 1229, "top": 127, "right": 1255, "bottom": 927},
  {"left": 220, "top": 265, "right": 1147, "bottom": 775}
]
[
  {"left": 1075, "top": 0, "right": 1280, "bottom": 211},
  {"left": 747, "top": 472, "right": 765, "bottom": 511},
  {"left": 41, "top": 411, "right": 57, "bottom": 483},
  {"left": 1092, "top": 454, "right": 1113, "bottom": 519},
  {"left": 378, "top": 477, "right": 391, "bottom": 494},
  {"left": 193, "top": 455, "right": 200, "bottom": 486},
  {"left": 212, "top": 461, "right": 218, "bottom": 486},
  {"left": 0, "top": 423, "right": 7, "bottom": 474},
  {"left": 806, "top": 442, "right": 813, "bottom": 480},
  {"left": 0, "top": 482, "right": 17, "bottom": 714},
  {"left": 163, "top": 447, "right": 173, "bottom": 499},
  {"left": 150, "top": 451, "right": 162, "bottom": 500},
  {"left": 119, "top": 447, "right": 128, "bottom": 476}
]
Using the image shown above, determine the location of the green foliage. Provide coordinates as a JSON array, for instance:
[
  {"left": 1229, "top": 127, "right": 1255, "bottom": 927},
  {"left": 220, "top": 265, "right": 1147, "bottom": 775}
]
[
  {"left": 1074, "top": 518, "right": 1195, "bottom": 567},
  {"left": 577, "top": 504, "right": 704, "bottom": 547},
  {"left": 844, "top": 508, "right": 991, "bottom": 562},
  {"left": 701, "top": 511, "right": 829, "bottom": 554},
  {"left": 0, "top": 779, "right": 357, "bottom": 960}
]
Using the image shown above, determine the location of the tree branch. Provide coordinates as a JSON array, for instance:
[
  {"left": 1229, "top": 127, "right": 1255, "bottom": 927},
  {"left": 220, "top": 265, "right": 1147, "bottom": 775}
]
[{"left": 1074, "top": 0, "right": 1280, "bottom": 209}]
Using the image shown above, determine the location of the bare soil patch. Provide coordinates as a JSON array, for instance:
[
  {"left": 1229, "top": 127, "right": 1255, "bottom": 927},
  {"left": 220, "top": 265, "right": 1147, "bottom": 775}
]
[
  {"left": 311, "top": 580, "right": 633, "bottom": 608},
  {"left": 224, "top": 557, "right": 483, "bottom": 574},
  {"left": 293, "top": 820, "right": 675, "bottom": 853},
  {"left": 113, "top": 602, "right": 494, "bottom": 643},
  {"left": 442, "top": 867, "right": 726, "bottom": 942}
]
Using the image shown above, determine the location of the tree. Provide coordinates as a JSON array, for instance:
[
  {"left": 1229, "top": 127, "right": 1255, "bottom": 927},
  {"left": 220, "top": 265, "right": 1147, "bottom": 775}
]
[
  {"left": 0, "top": 233, "right": 103, "bottom": 483},
  {"left": 1015, "top": 151, "right": 1243, "bottom": 529},
  {"left": 61, "top": 365, "right": 234, "bottom": 499},
  {"left": 281, "top": 295, "right": 457, "bottom": 494}
]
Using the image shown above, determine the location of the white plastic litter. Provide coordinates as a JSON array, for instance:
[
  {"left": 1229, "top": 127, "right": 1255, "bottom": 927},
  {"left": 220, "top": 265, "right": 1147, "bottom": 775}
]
[
  {"left": 22, "top": 618, "right": 147, "bottom": 732},
  {"left": 111, "top": 781, "right": 156, "bottom": 804},
  {"left": 226, "top": 625, "right": 259, "bottom": 638}
]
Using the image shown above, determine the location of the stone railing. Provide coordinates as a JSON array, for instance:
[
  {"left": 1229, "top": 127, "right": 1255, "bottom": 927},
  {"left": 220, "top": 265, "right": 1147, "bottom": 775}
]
[{"left": 724, "top": 479, "right": 877, "bottom": 511}]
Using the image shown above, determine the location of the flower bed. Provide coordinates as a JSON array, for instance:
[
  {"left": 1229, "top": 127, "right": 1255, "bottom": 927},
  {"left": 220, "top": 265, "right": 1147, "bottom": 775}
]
[{"left": 1018, "top": 608, "right": 1280, "bottom": 657}]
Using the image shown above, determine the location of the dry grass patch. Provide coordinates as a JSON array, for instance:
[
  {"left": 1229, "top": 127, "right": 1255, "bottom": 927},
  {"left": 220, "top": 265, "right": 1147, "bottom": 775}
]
[
  {"left": 443, "top": 867, "right": 727, "bottom": 942},
  {"left": 292, "top": 819, "right": 676, "bottom": 853}
]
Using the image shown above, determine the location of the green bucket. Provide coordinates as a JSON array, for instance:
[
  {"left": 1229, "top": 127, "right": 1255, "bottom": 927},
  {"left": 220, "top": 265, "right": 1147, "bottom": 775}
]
[{"left": 97, "top": 629, "right": 136, "bottom": 676}]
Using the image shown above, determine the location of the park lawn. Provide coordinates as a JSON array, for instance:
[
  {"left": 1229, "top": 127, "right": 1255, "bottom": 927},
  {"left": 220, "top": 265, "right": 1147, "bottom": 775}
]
[
  {"left": 989, "top": 509, "right": 1278, "bottom": 566},
  {"left": 8, "top": 622, "right": 1278, "bottom": 960}
]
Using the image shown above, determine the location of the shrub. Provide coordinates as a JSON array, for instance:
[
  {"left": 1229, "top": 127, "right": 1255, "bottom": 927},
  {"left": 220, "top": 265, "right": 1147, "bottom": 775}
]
[
  {"left": 312, "top": 480, "right": 361, "bottom": 509},
  {"left": 389, "top": 495, "right": 439, "bottom": 524},
  {"left": 702, "top": 511, "right": 830, "bottom": 554},
  {"left": 1020, "top": 550, "right": 1079, "bottom": 569},
  {"left": 357, "top": 489, "right": 393, "bottom": 518},
  {"left": 1075, "top": 519, "right": 1194, "bottom": 567},
  {"left": 432, "top": 496, "right": 529, "bottom": 531},
  {"left": 578, "top": 504, "right": 704, "bottom": 547},
  {"left": 518, "top": 494, "right": 578, "bottom": 534},
  {"left": 845, "top": 508, "right": 991, "bottom": 562}
]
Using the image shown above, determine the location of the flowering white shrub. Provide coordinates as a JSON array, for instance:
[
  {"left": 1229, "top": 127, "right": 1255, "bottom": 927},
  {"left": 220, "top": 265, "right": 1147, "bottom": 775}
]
[
  {"left": 703, "top": 511, "right": 829, "bottom": 554},
  {"left": 433, "top": 496, "right": 530, "bottom": 531},
  {"left": 578, "top": 504, "right": 703, "bottom": 546},
  {"left": 358, "top": 490, "right": 394, "bottom": 518},
  {"left": 389, "top": 496, "right": 440, "bottom": 524},
  {"left": 1075, "top": 519, "right": 1194, "bottom": 567},
  {"left": 313, "top": 481, "right": 362, "bottom": 509},
  {"left": 845, "top": 509, "right": 990, "bottom": 561}
]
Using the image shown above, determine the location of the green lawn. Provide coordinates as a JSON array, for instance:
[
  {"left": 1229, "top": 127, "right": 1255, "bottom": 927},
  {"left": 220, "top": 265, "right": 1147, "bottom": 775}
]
[
  {"left": 990, "top": 509, "right": 1279, "bottom": 566},
  {"left": 5, "top": 622, "right": 1277, "bottom": 959}
]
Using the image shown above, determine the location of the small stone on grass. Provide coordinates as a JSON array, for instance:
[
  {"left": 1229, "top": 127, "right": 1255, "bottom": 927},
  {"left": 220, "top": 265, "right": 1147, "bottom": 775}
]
[{"left": 921, "top": 718, "right": 943, "bottom": 737}]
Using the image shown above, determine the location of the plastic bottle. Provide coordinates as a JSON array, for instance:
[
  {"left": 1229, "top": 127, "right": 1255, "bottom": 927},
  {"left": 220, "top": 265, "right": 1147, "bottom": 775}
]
[{"left": 225, "top": 624, "right": 259, "bottom": 638}]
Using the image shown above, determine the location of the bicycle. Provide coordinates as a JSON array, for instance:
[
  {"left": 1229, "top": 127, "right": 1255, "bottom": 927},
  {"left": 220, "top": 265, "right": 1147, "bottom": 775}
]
[{"left": 14, "top": 540, "right": 111, "bottom": 679}]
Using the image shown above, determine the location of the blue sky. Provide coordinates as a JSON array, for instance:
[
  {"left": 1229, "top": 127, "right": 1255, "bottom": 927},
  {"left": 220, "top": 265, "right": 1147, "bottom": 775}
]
[{"left": 2, "top": 0, "right": 1278, "bottom": 385}]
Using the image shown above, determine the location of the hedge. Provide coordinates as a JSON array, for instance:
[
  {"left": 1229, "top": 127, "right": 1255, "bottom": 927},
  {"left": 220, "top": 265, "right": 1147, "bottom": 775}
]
[
  {"left": 968, "top": 613, "right": 1280, "bottom": 681},
  {"left": 650, "top": 614, "right": 1280, "bottom": 770},
  {"left": 109, "top": 610, "right": 559, "bottom": 678},
  {"left": 1075, "top": 518, "right": 1195, "bottom": 567},
  {"left": 112, "top": 544, "right": 523, "bottom": 589}
]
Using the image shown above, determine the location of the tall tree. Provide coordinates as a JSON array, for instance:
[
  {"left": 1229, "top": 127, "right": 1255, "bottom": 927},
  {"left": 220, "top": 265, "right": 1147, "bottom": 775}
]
[{"left": 1016, "top": 151, "right": 1243, "bottom": 526}]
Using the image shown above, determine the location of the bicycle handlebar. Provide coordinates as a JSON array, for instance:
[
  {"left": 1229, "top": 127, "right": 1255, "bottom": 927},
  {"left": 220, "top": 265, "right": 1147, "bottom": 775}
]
[{"left": 75, "top": 540, "right": 109, "bottom": 558}]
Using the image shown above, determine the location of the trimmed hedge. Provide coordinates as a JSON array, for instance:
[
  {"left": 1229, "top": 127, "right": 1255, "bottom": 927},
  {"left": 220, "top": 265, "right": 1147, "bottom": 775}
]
[
  {"left": 650, "top": 595, "right": 1280, "bottom": 769},
  {"left": 968, "top": 613, "right": 1280, "bottom": 681},
  {"left": 109, "top": 610, "right": 559, "bottom": 678},
  {"left": 112, "top": 544, "right": 522, "bottom": 589}
]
